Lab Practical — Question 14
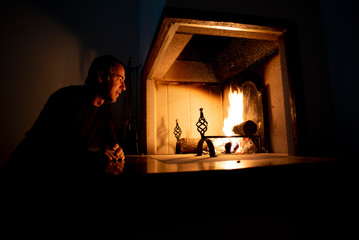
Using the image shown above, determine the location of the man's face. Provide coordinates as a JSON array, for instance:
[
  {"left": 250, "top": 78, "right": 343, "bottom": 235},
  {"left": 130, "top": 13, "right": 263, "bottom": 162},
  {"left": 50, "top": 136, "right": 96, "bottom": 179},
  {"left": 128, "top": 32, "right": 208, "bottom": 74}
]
[{"left": 104, "top": 63, "right": 126, "bottom": 102}]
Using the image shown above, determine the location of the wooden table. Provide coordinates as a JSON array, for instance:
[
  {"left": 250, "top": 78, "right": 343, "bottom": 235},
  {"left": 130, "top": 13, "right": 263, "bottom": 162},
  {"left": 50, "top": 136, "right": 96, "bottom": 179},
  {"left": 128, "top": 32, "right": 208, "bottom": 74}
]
[{"left": 122, "top": 153, "right": 338, "bottom": 175}]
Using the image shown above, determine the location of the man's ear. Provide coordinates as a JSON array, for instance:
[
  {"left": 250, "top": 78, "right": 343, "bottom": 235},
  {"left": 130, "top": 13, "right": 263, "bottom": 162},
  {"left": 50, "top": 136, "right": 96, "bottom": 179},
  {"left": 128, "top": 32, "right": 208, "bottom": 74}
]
[{"left": 97, "top": 71, "right": 104, "bottom": 84}]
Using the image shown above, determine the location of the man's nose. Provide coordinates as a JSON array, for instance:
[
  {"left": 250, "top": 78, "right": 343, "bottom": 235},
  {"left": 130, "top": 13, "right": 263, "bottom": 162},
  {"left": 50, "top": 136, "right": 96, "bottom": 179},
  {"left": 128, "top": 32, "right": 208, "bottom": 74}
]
[{"left": 122, "top": 81, "right": 126, "bottom": 91}]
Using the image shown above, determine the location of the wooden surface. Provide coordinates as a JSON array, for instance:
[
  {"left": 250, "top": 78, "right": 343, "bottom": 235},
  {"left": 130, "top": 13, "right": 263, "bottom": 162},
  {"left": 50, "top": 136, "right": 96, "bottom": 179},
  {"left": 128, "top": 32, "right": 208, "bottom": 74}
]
[{"left": 122, "top": 153, "right": 338, "bottom": 175}]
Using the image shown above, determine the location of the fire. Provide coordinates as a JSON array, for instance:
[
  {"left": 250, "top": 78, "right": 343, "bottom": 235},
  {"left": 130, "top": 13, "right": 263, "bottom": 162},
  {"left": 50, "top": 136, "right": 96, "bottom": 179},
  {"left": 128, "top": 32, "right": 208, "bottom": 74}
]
[
  {"left": 209, "top": 86, "right": 246, "bottom": 154},
  {"left": 210, "top": 86, "right": 257, "bottom": 154},
  {"left": 222, "top": 86, "right": 244, "bottom": 136}
]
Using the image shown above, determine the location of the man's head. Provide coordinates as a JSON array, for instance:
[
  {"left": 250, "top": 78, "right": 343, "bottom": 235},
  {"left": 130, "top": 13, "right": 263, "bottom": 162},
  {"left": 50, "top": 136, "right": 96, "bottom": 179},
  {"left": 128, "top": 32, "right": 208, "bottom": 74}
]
[{"left": 85, "top": 55, "right": 126, "bottom": 103}]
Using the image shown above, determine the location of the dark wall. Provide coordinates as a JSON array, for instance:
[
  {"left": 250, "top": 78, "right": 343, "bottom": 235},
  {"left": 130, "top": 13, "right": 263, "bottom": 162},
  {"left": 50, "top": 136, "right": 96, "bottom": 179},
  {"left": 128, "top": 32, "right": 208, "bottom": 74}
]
[
  {"left": 0, "top": 0, "right": 140, "bottom": 166},
  {"left": 319, "top": 0, "right": 359, "bottom": 157}
]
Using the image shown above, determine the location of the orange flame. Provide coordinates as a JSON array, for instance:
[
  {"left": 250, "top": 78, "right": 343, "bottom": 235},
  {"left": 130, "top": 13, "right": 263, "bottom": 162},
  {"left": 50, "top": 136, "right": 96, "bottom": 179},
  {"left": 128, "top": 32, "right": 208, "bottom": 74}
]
[
  {"left": 221, "top": 86, "right": 245, "bottom": 153},
  {"left": 222, "top": 86, "right": 244, "bottom": 136}
]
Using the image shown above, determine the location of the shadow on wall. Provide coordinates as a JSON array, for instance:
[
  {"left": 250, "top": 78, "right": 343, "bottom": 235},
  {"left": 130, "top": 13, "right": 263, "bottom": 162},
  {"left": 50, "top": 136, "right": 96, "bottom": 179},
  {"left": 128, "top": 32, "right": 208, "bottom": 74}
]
[{"left": 0, "top": 3, "right": 97, "bottom": 166}]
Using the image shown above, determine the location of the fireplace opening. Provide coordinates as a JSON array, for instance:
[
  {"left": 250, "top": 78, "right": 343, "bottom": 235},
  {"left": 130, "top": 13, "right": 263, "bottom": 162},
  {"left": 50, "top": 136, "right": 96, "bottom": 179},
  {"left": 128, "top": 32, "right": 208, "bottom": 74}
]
[
  {"left": 206, "top": 79, "right": 265, "bottom": 156},
  {"left": 141, "top": 9, "right": 297, "bottom": 158}
]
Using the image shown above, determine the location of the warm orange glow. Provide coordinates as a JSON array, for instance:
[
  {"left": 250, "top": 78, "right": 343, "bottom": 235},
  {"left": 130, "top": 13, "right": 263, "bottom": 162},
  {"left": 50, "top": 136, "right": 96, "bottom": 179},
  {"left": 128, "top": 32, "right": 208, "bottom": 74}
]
[
  {"left": 222, "top": 86, "right": 244, "bottom": 136},
  {"left": 220, "top": 160, "right": 241, "bottom": 170},
  {"left": 221, "top": 86, "right": 245, "bottom": 154}
]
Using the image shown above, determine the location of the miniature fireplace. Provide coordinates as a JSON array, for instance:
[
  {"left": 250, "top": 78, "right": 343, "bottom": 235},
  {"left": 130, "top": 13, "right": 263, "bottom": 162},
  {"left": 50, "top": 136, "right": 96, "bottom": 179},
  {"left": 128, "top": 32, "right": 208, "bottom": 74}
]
[{"left": 141, "top": 8, "right": 298, "bottom": 157}]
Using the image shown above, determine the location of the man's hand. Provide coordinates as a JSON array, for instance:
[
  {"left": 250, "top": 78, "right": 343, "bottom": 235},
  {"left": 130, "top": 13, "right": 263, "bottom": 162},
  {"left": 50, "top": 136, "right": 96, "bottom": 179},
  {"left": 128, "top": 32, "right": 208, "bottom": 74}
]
[
  {"left": 104, "top": 143, "right": 125, "bottom": 161},
  {"left": 104, "top": 143, "right": 125, "bottom": 175}
]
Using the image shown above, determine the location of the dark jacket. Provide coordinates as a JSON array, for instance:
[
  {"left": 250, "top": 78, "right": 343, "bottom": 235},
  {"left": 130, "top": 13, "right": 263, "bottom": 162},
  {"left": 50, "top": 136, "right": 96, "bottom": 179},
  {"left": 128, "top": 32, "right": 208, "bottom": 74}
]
[{"left": 2, "top": 85, "right": 118, "bottom": 179}]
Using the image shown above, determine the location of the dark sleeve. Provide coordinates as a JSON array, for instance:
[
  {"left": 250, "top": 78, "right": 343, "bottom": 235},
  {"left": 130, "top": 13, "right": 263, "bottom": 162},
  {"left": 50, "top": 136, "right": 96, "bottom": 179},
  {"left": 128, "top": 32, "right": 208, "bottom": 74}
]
[
  {"left": 4, "top": 87, "right": 83, "bottom": 177},
  {"left": 27, "top": 88, "right": 83, "bottom": 150},
  {"left": 28, "top": 88, "right": 75, "bottom": 140}
]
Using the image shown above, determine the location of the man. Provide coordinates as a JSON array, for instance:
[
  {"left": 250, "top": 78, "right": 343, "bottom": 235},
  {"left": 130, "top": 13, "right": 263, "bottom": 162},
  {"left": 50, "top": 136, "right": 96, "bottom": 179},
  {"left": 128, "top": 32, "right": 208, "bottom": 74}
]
[{"left": 3, "top": 55, "right": 126, "bottom": 178}]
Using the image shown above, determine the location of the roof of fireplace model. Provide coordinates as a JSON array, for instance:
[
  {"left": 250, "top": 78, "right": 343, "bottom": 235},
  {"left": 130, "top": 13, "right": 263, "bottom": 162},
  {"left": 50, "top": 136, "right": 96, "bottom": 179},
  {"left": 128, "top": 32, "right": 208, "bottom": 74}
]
[
  {"left": 173, "top": 34, "right": 278, "bottom": 82},
  {"left": 142, "top": 7, "right": 286, "bottom": 84}
]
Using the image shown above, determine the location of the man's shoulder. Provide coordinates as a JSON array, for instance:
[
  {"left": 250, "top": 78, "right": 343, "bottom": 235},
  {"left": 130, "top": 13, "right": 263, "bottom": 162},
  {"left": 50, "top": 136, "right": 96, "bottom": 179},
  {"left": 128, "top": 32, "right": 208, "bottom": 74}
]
[
  {"left": 50, "top": 85, "right": 88, "bottom": 99},
  {"left": 54, "top": 85, "right": 86, "bottom": 95},
  {"left": 44, "top": 85, "right": 88, "bottom": 108}
]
